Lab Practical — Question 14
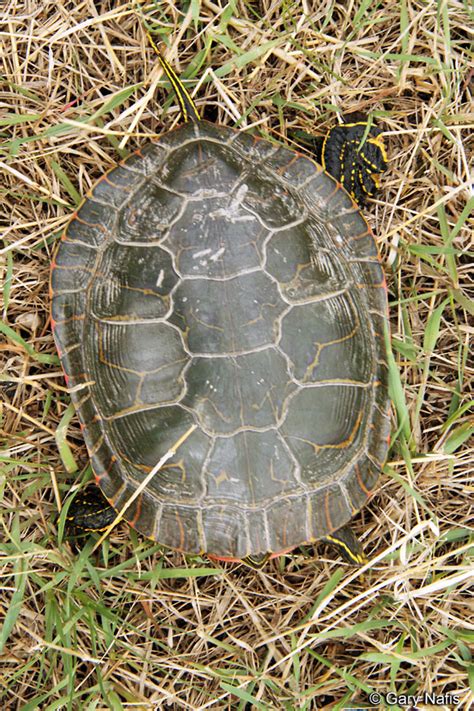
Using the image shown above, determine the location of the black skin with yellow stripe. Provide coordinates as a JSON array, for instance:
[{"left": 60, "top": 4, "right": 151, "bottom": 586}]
[
  {"left": 292, "top": 121, "right": 388, "bottom": 206},
  {"left": 62, "top": 40, "right": 389, "bottom": 568},
  {"left": 147, "top": 33, "right": 201, "bottom": 123},
  {"left": 322, "top": 123, "right": 387, "bottom": 205}
]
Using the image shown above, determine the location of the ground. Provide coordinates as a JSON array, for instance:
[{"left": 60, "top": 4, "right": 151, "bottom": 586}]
[{"left": 0, "top": 0, "right": 473, "bottom": 709}]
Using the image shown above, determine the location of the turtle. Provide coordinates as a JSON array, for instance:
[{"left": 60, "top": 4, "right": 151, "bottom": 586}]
[{"left": 50, "top": 42, "right": 390, "bottom": 567}]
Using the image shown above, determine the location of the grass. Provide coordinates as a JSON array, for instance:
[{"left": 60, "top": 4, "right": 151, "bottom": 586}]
[{"left": 1, "top": 0, "right": 473, "bottom": 708}]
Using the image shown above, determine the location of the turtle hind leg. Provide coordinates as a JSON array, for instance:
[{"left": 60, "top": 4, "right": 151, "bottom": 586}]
[
  {"left": 65, "top": 484, "right": 116, "bottom": 534},
  {"left": 322, "top": 526, "right": 368, "bottom": 565}
]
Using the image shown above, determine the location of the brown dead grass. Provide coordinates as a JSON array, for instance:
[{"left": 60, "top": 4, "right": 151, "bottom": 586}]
[{"left": 1, "top": 0, "right": 473, "bottom": 709}]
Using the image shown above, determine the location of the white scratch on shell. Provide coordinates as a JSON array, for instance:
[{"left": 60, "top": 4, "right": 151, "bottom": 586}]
[
  {"left": 193, "top": 248, "right": 212, "bottom": 259},
  {"left": 210, "top": 247, "right": 225, "bottom": 262}
]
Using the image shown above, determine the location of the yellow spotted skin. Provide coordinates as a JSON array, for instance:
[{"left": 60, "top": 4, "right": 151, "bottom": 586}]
[
  {"left": 65, "top": 486, "right": 116, "bottom": 533},
  {"left": 54, "top": 47, "right": 391, "bottom": 566},
  {"left": 321, "top": 121, "right": 388, "bottom": 205}
]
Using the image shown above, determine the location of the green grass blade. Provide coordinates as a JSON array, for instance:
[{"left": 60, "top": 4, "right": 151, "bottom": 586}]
[
  {"left": 55, "top": 403, "right": 79, "bottom": 474},
  {"left": 50, "top": 160, "right": 81, "bottom": 206},
  {"left": 0, "top": 558, "right": 28, "bottom": 653},
  {"left": 2, "top": 246, "right": 13, "bottom": 316},
  {"left": 220, "top": 682, "right": 268, "bottom": 709},
  {"left": 0, "top": 321, "right": 58, "bottom": 364}
]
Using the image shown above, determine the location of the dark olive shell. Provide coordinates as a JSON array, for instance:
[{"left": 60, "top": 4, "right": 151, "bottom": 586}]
[{"left": 51, "top": 120, "right": 390, "bottom": 559}]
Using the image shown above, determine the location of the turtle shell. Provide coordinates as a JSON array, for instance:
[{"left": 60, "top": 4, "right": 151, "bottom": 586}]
[{"left": 51, "top": 120, "right": 390, "bottom": 560}]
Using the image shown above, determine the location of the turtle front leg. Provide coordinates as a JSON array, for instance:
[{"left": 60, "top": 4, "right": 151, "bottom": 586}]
[
  {"left": 292, "top": 119, "right": 388, "bottom": 205},
  {"left": 322, "top": 525, "right": 368, "bottom": 565},
  {"left": 321, "top": 121, "right": 388, "bottom": 205}
]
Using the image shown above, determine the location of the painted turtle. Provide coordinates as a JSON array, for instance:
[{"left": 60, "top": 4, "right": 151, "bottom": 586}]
[{"left": 51, "top": 45, "right": 390, "bottom": 566}]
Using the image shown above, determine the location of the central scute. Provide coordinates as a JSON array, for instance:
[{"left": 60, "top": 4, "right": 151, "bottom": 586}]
[{"left": 78, "top": 122, "right": 379, "bottom": 557}]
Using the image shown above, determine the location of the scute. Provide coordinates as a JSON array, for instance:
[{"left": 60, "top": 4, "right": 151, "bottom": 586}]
[
  {"left": 87, "top": 321, "right": 188, "bottom": 416},
  {"left": 280, "top": 384, "right": 369, "bottom": 483},
  {"left": 52, "top": 120, "right": 390, "bottom": 559},
  {"left": 169, "top": 271, "right": 286, "bottom": 355},
  {"left": 181, "top": 348, "right": 296, "bottom": 434},
  {"left": 170, "top": 196, "right": 267, "bottom": 278},
  {"left": 266, "top": 226, "right": 348, "bottom": 302},
  {"left": 159, "top": 139, "right": 242, "bottom": 196},
  {"left": 91, "top": 243, "right": 178, "bottom": 320},
  {"left": 116, "top": 182, "right": 184, "bottom": 244},
  {"left": 205, "top": 430, "right": 300, "bottom": 504},
  {"left": 105, "top": 406, "right": 211, "bottom": 501},
  {"left": 279, "top": 294, "right": 372, "bottom": 383}
]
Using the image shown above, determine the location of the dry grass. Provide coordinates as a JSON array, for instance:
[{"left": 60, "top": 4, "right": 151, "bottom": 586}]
[{"left": 1, "top": 0, "right": 473, "bottom": 709}]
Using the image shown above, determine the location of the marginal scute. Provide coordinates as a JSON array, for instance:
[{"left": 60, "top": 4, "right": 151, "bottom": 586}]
[
  {"left": 308, "top": 484, "right": 352, "bottom": 541},
  {"left": 267, "top": 496, "right": 310, "bottom": 552},
  {"left": 201, "top": 506, "right": 250, "bottom": 558},
  {"left": 91, "top": 169, "right": 142, "bottom": 208},
  {"left": 367, "top": 310, "right": 387, "bottom": 344},
  {"left": 374, "top": 364, "right": 390, "bottom": 409},
  {"left": 106, "top": 480, "right": 139, "bottom": 521},
  {"left": 330, "top": 211, "right": 373, "bottom": 255},
  {"left": 122, "top": 143, "right": 167, "bottom": 176},
  {"left": 159, "top": 505, "right": 203, "bottom": 554},
  {"left": 51, "top": 264, "right": 93, "bottom": 295},
  {"left": 264, "top": 149, "right": 320, "bottom": 187},
  {"left": 154, "top": 120, "right": 200, "bottom": 150},
  {"left": 65, "top": 219, "right": 105, "bottom": 248},
  {"left": 58, "top": 341, "right": 84, "bottom": 377},
  {"left": 52, "top": 241, "right": 97, "bottom": 293},
  {"left": 194, "top": 120, "right": 235, "bottom": 144},
  {"left": 300, "top": 169, "right": 339, "bottom": 209},
  {"left": 51, "top": 291, "right": 87, "bottom": 324},
  {"left": 368, "top": 402, "right": 391, "bottom": 467},
  {"left": 103, "top": 164, "right": 145, "bottom": 190},
  {"left": 326, "top": 184, "right": 356, "bottom": 213},
  {"left": 55, "top": 239, "right": 96, "bottom": 270},
  {"left": 343, "top": 463, "right": 373, "bottom": 511},
  {"left": 228, "top": 129, "right": 278, "bottom": 163},
  {"left": 355, "top": 260, "right": 385, "bottom": 288},
  {"left": 331, "top": 217, "right": 378, "bottom": 260},
  {"left": 75, "top": 198, "right": 117, "bottom": 234},
  {"left": 51, "top": 292, "right": 86, "bottom": 356},
  {"left": 90, "top": 443, "right": 126, "bottom": 498}
]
